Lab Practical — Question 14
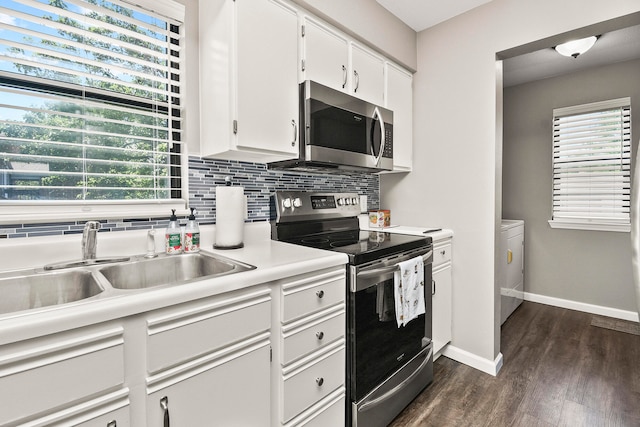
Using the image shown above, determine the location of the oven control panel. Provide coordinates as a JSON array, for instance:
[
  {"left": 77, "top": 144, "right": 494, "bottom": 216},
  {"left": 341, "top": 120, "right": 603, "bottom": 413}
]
[{"left": 271, "top": 191, "right": 361, "bottom": 222}]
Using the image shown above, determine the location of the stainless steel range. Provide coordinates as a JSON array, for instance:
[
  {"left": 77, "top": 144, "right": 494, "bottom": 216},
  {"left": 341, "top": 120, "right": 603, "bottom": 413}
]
[{"left": 271, "top": 191, "right": 434, "bottom": 427}]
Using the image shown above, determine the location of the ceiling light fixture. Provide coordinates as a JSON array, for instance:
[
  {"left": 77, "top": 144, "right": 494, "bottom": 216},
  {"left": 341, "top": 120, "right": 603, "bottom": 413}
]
[{"left": 554, "top": 36, "right": 598, "bottom": 58}]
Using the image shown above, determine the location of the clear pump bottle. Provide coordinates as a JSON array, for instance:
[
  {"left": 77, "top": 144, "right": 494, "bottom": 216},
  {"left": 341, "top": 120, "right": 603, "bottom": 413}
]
[
  {"left": 184, "top": 208, "right": 200, "bottom": 253},
  {"left": 165, "top": 209, "right": 183, "bottom": 254}
]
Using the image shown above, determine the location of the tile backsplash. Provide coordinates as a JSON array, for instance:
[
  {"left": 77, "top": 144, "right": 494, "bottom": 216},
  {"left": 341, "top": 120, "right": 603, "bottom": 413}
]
[{"left": 1, "top": 156, "right": 379, "bottom": 239}]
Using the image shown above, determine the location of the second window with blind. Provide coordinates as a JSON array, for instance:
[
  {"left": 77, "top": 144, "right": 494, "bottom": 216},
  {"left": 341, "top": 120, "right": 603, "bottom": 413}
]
[{"left": 550, "top": 98, "right": 632, "bottom": 232}]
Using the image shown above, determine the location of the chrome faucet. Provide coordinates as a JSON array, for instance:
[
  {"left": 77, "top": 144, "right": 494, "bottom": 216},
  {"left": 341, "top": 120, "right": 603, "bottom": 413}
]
[{"left": 82, "top": 221, "right": 101, "bottom": 260}]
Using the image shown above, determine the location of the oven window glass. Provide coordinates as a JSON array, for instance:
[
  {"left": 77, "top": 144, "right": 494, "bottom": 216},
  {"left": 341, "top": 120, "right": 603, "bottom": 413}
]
[{"left": 350, "top": 278, "right": 426, "bottom": 401}]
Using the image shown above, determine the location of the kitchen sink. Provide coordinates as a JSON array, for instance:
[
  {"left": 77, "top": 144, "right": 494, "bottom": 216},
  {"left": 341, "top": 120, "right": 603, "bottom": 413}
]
[
  {"left": 0, "top": 270, "right": 103, "bottom": 315},
  {"left": 99, "top": 252, "right": 256, "bottom": 290}
]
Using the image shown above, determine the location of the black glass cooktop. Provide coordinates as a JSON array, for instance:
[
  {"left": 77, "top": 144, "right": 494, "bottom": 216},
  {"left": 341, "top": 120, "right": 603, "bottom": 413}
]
[{"left": 282, "top": 229, "right": 431, "bottom": 265}]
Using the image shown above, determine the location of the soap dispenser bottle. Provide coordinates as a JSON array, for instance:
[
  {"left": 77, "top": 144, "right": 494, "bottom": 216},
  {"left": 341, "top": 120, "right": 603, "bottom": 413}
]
[
  {"left": 184, "top": 207, "right": 200, "bottom": 253},
  {"left": 165, "top": 209, "right": 183, "bottom": 254}
]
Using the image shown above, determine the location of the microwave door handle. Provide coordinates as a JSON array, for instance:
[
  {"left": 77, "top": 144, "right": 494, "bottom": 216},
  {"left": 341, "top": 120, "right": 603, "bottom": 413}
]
[{"left": 371, "top": 106, "right": 386, "bottom": 167}]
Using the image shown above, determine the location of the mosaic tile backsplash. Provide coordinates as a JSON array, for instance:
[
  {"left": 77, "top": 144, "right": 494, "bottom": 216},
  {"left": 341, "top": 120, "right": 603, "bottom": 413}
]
[{"left": 1, "top": 156, "right": 380, "bottom": 239}]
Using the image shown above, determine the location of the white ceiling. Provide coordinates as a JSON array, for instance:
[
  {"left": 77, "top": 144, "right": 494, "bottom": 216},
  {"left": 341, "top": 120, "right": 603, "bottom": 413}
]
[
  {"left": 376, "top": 1, "right": 640, "bottom": 87},
  {"left": 376, "top": 0, "right": 493, "bottom": 32},
  {"left": 503, "top": 24, "right": 640, "bottom": 87}
]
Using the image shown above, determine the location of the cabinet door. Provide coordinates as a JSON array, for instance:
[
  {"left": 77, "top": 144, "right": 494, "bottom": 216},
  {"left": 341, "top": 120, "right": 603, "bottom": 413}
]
[
  {"left": 147, "top": 345, "right": 270, "bottom": 426},
  {"left": 236, "top": 0, "right": 299, "bottom": 157},
  {"left": 350, "top": 42, "right": 384, "bottom": 105},
  {"left": 385, "top": 63, "right": 412, "bottom": 172},
  {"left": 432, "top": 266, "right": 452, "bottom": 355},
  {"left": 302, "top": 16, "right": 349, "bottom": 92}
]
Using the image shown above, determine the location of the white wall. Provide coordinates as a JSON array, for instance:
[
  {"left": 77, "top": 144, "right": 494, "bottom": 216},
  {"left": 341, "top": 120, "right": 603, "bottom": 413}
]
[{"left": 381, "top": 0, "right": 640, "bottom": 367}]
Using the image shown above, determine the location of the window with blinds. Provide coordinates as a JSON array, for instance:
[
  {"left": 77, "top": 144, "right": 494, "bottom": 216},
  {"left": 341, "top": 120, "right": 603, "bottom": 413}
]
[
  {"left": 550, "top": 98, "right": 632, "bottom": 232},
  {"left": 0, "top": 0, "right": 184, "bottom": 219}
]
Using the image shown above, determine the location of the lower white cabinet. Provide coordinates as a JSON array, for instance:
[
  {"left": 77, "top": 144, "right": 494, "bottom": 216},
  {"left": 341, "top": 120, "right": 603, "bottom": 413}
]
[
  {"left": 432, "top": 237, "right": 452, "bottom": 357},
  {"left": 272, "top": 266, "right": 346, "bottom": 426},
  {"left": 146, "top": 343, "right": 271, "bottom": 426},
  {"left": 0, "top": 323, "right": 128, "bottom": 426},
  {"left": 144, "top": 286, "right": 272, "bottom": 426}
]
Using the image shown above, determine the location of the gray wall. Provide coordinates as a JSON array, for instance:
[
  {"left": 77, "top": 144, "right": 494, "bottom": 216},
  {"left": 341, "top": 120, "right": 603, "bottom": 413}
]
[{"left": 503, "top": 58, "right": 640, "bottom": 312}]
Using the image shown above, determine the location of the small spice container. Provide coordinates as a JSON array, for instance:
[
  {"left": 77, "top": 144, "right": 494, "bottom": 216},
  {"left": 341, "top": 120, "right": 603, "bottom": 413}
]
[{"left": 368, "top": 210, "right": 391, "bottom": 228}]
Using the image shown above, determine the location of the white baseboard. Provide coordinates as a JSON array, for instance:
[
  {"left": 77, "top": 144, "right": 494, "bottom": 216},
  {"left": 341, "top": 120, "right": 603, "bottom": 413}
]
[
  {"left": 441, "top": 345, "right": 503, "bottom": 377},
  {"left": 523, "top": 292, "right": 639, "bottom": 322}
]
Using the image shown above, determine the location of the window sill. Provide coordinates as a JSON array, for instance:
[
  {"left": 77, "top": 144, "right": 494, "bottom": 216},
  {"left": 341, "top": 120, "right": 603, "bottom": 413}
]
[
  {"left": 0, "top": 201, "right": 188, "bottom": 225},
  {"left": 548, "top": 220, "right": 630, "bottom": 233}
]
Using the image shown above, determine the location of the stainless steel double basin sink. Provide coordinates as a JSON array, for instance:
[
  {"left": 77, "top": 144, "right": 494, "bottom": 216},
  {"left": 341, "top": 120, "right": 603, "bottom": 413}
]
[{"left": 0, "top": 253, "right": 256, "bottom": 316}]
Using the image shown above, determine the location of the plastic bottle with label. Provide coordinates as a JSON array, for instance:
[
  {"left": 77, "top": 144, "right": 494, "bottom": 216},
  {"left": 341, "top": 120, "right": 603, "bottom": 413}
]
[
  {"left": 184, "top": 207, "right": 200, "bottom": 253},
  {"left": 165, "top": 209, "right": 183, "bottom": 254}
]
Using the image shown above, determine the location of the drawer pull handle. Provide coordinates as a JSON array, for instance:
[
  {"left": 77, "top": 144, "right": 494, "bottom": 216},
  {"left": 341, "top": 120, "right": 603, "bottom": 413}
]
[
  {"left": 316, "top": 290, "right": 325, "bottom": 299},
  {"left": 441, "top": 250, "right": 446, "bottom": 256},
  {"left": 316, "top": 377, "right": 324, "bottom": 386},
  {"left": 160, "top": 396, "right": 170, "bottom": 427},
  {"left": 107, "top": 421, "right": 117, "bottom": 427},
  {"left": 316, "top": 331, "right": 324, "bottom": 340}
]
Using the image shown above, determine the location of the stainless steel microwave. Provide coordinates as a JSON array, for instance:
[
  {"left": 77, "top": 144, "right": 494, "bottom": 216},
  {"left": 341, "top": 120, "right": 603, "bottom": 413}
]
[{"left": 268, "top": 80, "right": 393, "bottom": 173}]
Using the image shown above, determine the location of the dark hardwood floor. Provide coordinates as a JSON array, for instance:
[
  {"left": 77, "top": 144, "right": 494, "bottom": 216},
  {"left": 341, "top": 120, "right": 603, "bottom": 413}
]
[{"left": 389, "top": 301, "right": 640, "bottom": 427}]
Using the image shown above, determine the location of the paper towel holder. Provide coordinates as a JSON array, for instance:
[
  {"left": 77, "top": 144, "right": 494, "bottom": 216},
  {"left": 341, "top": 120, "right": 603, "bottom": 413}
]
[{"left": 213, "top": 176, "right": 246, "bottom": 250}]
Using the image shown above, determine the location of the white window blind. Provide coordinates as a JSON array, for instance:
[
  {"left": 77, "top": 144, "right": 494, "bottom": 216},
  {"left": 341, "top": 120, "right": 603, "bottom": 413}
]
[
  {"left": 550, "top": 98, "right": 632, "bottom": 232},
  {"left": 0, "top": 0, "right": 184, "bottom": 212}
]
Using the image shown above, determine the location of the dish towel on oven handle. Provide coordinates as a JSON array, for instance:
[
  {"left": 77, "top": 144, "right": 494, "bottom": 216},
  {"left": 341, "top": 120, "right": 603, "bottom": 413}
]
[{"left": 393, "top": 255, "right": 425, "bottom": 327}]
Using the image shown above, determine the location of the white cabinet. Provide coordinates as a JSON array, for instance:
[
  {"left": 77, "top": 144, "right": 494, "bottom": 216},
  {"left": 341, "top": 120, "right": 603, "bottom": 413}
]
[
  {"left": 500, "top": 220, "right": 525, "bottom": 325},
  {"left": 349, "top": 43, "right": 385, "bottom": 106},
  {"left": 199, "top": 0, "right": 299, "bottom": 162},
  {"left": 384, "top": 63, "right": 413, "bottom": 172},
  {"left": 301, "top": 17, "right": 384, "bottom": 105},
  {"left": 432, "top": 237, "right": 452, "bottom": 357},
  {"left": 301, "top": 17, "right": 349, "bottom": 94},
  {"left": 144, "top": 286, "right": 272, "bottom": 426},
  {"left": 0, "top": 323, "right": 129, "bottom": 426},
  {"left": 272, "top": 266, "right": 346, "bottom": 427}
]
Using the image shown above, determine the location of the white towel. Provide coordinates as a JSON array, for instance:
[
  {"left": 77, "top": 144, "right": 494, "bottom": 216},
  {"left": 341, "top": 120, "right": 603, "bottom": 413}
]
[{"left": 393, "top": 256, "right": 425, "bottom": 327}]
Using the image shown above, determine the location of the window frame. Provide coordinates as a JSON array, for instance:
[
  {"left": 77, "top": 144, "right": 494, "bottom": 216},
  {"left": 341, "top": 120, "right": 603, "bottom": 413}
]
[
  {"left": 0, "top": 0, "right": 188, "bottom": 224},
  {"left": 548, "top": 97, "right": 632, "bottom": 233}
]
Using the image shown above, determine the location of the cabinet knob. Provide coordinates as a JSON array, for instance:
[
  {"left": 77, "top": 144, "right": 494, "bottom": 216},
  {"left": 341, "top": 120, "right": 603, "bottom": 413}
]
[
  {"left": 316, "top": 290, "right": 325, "bottom": 299},
  {"left": 440, "top": 250, "right": 446, "bottom": 256},
  {"left": 316, "top": 331, "right": 324, "bottom": 340},
  {"left": 107, "top": 421, "right": 117, "bottom": 427},
  {"left": 316, "top": 377, "right": 324, "bottom": 386}
]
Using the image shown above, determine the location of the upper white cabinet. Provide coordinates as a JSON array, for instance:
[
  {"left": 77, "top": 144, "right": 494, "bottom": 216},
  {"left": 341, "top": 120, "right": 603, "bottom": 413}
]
[
  {"left": 350, "top": 43, "right": 385, "bottom": 106},
  {"left": 301, "top": 17, "right": 349, "bottom": 94},
  {"left": 199, "top": 0, "right": 299, "bottom": 162},
  {"left": 301, "top": 17, "right": 384, "bottom": 106},
  {"left": 385, "top": 62, "right": 413, "bottom": 172}
]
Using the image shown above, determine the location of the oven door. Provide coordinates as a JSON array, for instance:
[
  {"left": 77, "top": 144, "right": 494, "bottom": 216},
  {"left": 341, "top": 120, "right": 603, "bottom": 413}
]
[{"left": 348, "top": 246, "right": 433, "bottom": 404}]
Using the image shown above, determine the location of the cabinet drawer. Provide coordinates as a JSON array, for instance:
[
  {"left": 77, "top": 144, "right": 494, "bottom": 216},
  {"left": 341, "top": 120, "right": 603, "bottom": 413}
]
[
  {"left": 285, "top": 388, "right": 345, "bottom": 427},
  {"left": 433, "top": 243, "right": 452, "bottom": 268},
  {"left": 282, "top": 306, "right": 345, "bottom": 365},
  {"left": 283, "top": 344, "right": 345, "bottom": 422},
  {"left": 0, "top": 326, "right": 125, "bottom": 426},
  {"left": 147, "top": 287, "right": 271, "bottom": 373},
  {"left": 282, "top": 273, "right": 345, "bottom": 323}
]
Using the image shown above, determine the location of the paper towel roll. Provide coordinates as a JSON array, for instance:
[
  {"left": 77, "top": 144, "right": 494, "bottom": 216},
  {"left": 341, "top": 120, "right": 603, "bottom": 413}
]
[{"left": 215, "top": 185, "right": 246, "bottom": 249}]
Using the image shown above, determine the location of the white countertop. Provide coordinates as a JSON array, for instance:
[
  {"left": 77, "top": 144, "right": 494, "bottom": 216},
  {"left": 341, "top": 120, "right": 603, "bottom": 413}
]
[
  {"left": 358, "top": 216, "right": 453, "bottom": 242},
  {"left": 0, "top": 222, "right": 348, "bottom": 344}
]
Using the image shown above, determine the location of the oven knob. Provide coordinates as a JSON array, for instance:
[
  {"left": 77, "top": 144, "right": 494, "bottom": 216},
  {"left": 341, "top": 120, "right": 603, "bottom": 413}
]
[
  {"left": 282, "top": 198, "right": 292, "bottom": 209},
  {"left": 352, "top": 197, "right": 358, "bottom": 205},
  {"left": 293, "top": 197, "right": 302, "bottom": 208},
  {"left": 337, "top": 198, "right": 345, "bottom": 206},
  {"left": 344, "top": 198, "right": 351, "bottom": 205}
]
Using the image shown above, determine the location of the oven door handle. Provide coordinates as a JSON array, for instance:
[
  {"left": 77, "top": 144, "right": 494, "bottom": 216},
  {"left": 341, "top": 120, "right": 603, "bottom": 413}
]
[{"left": 356, "top": 249, "right": 432, "bottom": 280}]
